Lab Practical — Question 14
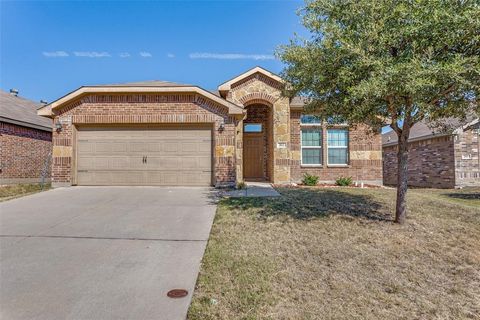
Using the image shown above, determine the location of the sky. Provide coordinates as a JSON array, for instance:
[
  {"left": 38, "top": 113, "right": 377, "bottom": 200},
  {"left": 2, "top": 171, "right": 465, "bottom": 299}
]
[{"left": 0, "top": 0, "right": 308, "bottom": 103}]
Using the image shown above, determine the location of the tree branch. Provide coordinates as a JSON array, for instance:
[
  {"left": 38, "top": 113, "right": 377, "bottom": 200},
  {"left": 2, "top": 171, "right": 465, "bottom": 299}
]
[{"left": 428, "top": 84, "right": 456, "bottom": 106}]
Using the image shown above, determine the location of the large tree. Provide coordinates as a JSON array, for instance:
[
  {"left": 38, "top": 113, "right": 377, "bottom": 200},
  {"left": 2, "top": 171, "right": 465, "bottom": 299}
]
[{"left": 278, "top": 0, "right": 479, "bottom": 223}]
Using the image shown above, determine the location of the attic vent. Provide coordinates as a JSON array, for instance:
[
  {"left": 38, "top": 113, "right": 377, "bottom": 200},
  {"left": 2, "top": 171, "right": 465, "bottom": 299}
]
[{"left": 9, "top": 89, "right": 18, "bottom": 96}]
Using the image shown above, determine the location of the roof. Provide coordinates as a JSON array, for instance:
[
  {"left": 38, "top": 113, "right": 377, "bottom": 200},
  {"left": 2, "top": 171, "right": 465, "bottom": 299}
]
[
  {"left": 38, "top": 83, "right": 245, "bottom": 117},
  {"left": 382, "top": 118, "right": 477, "bottom": 146},
  {"left": 0, "top": 90, "right": 51, "bottom": 131},
  {"left": 98, "top": 80, "right": 192, "bottom": 87}
]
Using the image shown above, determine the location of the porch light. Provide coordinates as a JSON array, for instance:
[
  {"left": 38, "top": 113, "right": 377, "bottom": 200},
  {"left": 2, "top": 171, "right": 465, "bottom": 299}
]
[
  {"left": 218, "top": 122, "right": 225, "bottom": 131},
  {"left": 55, "top": 121, "right": 63, "bottom": 132}
]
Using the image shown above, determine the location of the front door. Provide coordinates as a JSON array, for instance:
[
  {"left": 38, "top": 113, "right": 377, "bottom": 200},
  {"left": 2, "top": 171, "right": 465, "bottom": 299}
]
[{"left": 243, "top": 133, "right": 264, "bottom": 180}]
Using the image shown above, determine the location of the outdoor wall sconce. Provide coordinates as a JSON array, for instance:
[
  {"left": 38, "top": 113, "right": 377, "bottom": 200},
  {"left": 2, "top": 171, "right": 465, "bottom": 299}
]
[
  {"left": 218, "top": 122, "right": 225, "bottom": 131},
  {"left": 55, "top": 121, "right": 63, "bottom": 132}
]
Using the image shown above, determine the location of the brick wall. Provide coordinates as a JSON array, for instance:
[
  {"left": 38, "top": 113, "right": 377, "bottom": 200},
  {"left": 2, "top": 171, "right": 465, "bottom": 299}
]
[
  {"left": 51, "top": 93, "right": 236, "bottom": 186},
  {"left": 383, "top": 135, "right": 456, "bottom": 188},
  {"left": 454, "top": 123, "right": 480, "bottom": 187},
  {"left": 290, "top": 112, "right": 383, "bottom": 184},
  {"left": 0, "top": 122, "right": 52, "bottom": 184}
]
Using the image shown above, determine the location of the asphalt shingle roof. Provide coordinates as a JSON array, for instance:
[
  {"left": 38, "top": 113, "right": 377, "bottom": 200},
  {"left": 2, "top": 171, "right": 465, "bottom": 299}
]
[{"left": 0, "top": 90, "right": 51, "bottom": 131}]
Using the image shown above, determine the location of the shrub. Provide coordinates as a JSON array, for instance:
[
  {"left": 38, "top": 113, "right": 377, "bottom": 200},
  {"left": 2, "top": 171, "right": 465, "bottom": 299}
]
[
  {"left": 302, "top": 173, "right": 319, "bottom": 186},
  {"left": 336, "top": 176, "right": 353, "bottom": 186},
  {"left": 237, "top": 181, "right": 247, "bottom": 190}
]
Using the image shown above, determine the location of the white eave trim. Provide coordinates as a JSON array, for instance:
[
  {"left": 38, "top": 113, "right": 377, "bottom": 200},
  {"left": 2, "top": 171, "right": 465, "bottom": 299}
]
[
  {"left": 218, "top": 66, "right": 284, "bottom": 92},
  {"left": 37, "top": 86, "right": 245, "bottom": 117}
]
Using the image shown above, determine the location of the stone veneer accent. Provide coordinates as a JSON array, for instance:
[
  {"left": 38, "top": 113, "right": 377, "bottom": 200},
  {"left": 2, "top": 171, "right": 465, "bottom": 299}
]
[
  {"left": 50, "top": 93, "right": 237, "bottom": 187},
  {"left": 0, "top": 122, "right": 52, "bottom": 184},
  {"left": 383, "top": 123, "right": 480, "bottom": 188},
  {"left": 227, "top": 72, "right": 291, "bottom": 183},
  {"left": 454, "top": 122, "right": 480, "bottom": 187}
]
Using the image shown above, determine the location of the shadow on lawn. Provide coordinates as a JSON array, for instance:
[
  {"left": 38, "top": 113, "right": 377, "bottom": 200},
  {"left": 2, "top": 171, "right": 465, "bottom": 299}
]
[
  {"left": 222, "top": 187, "right": 392, "bottom": 222},
  {"left": 442, "top": 192, "right": 480, "bottom": 200}
]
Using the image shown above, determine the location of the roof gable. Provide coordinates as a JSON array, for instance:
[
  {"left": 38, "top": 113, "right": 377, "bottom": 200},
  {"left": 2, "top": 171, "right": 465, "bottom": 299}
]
[
  {"left": 37, "top": 85, "right": 244, "bottom": 117},
  {"left": 217, "top": 66, "right": 284, "bottom": 93}
]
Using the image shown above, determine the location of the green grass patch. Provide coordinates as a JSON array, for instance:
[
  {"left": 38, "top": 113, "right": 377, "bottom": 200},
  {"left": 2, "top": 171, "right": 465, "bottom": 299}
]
[{"left": 0, "top": 183, "right": 51, "bottom": 202}]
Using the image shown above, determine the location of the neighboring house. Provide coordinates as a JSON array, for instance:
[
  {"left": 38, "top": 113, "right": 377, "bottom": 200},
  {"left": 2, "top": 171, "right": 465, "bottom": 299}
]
[
  {"left": 37, "top": 67, "right": 383, "bottom": 187},
  {"left": 383, "top": 119, "right": 480, "bottom": 188},
  {"left": 0, "top": 89, "right": 52, "bottom": 184}
]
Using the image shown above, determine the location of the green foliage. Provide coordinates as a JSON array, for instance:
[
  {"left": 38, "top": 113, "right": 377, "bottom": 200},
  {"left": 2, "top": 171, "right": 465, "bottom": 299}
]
[
  {"left": 335, "top": 176, "right": 353, "bottom": 186},
  {"left": 302, "top": 173, "right": 319, "bottom": 186},
  {"left": 278, "top": 0, "right": 480, "bottom": 132}
]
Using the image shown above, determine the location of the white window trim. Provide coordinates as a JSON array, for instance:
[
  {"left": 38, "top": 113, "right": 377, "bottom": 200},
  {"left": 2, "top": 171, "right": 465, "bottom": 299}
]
[
  {"left": 326, "top": 128, "right": 349, "bottom": 166},
  {"left": 300, "top": 126, "right": 323, "bottom": 166}
]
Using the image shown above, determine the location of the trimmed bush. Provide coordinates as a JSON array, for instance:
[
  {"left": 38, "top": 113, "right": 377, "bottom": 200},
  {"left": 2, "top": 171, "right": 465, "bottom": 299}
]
[
  {"left": 336, "top": 176, "right": 353, "bottom": 186},
  {"left": 302, "top": 173, "right": 319, "bottom": 186},
  {"left": 237, "top": 181, "right": 247, "bottom": 190}
]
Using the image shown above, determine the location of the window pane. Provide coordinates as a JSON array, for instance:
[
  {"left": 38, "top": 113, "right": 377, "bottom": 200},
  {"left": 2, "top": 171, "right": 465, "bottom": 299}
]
[
  {"left": 301, "top": 115, "right": 322, "bottom": 124},
  {"left": 302, "top": 148, "right": 322, "bottom": 164},
  {"left": 327, "top": 129, "right": 348, "bottom": 147},
  {"left": 328, "top": 148, "right": 348, "bottom": 165},
  {"left": 244, "top": 123, "right": 262, "bottom": 132},
  {"left": 301, "top": 129, "right": 322, "bottom": 146}
]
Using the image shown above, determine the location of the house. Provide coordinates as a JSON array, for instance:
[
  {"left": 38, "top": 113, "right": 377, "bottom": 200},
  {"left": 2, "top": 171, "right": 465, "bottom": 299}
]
[
  {"left": 382, "top": 119, "right": 480, "bottom": 188},
  {"left": 37, "top": 67, "right": 383, "bottom": 187},
  {"left": 1, "top": 89, "right": 52, "bottom": 184}
]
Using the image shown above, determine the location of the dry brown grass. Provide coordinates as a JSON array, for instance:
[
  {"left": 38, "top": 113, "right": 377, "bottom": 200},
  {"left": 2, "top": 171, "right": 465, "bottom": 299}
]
[
  {"left": 0, "top": 183, "right": 50, "bottom": 202},
  {"left": 189, "top": 187, "right": 480, "bottom": 320}
]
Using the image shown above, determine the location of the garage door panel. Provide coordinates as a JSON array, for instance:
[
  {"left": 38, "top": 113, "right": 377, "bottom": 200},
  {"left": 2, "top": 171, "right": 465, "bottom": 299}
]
[{"left": 77, "top": 127, "right": 212, "bottom": 186}]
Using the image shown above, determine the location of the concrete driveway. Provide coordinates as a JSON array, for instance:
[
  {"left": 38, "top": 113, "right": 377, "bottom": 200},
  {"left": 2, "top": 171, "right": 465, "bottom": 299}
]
[{"left": 0, "top": 187, "right": 217, "bottom": 320}]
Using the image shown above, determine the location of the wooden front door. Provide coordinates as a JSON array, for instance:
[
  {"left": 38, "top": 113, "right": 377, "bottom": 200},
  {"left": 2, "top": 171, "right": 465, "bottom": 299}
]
[{"left": 243, "top": 133, "right": 264, "bottom": 180}]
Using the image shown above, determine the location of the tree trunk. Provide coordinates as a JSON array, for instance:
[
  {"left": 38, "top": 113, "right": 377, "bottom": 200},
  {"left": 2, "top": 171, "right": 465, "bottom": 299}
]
[{"left": 395, "top": 130, "right": 410, "bottom": 224}]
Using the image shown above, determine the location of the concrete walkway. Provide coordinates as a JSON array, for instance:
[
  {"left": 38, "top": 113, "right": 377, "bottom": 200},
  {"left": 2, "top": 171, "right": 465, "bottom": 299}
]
[
  {"left": 221, "top": 182, "right": 281, "bottom": 197},
  {"left": 0, "top": 187, "right": 217, "bottom": 320}
]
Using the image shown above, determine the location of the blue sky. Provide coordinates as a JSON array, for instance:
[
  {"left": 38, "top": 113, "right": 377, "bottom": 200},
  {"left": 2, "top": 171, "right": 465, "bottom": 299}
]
[{"left": 0, "top": 0, "right": 307, "bottom": 103}]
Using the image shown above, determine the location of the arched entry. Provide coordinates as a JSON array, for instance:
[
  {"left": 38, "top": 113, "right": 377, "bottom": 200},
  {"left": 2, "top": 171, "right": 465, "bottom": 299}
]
[{"left": 243, "top": 102, "right": 273, "bottom": 181}]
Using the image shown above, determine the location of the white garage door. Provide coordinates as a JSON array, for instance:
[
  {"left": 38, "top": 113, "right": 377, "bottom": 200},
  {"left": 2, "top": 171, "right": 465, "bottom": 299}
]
[{"left": 76, "top": 126, "right": 212, "bottom": 186}]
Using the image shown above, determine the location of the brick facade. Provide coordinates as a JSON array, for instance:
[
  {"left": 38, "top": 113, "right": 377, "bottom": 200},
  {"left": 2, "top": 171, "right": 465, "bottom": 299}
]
[
  {"left": 383, "top": 136, "right": 456, "bottom": 188},
  {"left": 290, "top": 111, "right": 383, "bottom": 184},
  {"left": 51, "top": 93, "right": 236, "bottom": 187},
  {"left": 44, "top": 68, "right": 384, "bottom": 187},
  {"left": 0, "top": 122, "right": 52, "bottom": 184},
  {"left": 382, "top": 123, "right": 479, "bottom": 188}
]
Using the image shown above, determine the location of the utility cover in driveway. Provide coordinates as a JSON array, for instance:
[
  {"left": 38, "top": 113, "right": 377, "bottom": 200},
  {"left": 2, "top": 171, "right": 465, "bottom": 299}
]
[{"left": 77, "top": 126, "right": 212, "bottom": 186}]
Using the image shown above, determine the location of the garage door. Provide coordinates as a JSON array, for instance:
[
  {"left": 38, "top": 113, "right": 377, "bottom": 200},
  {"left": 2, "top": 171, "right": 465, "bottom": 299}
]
[{"left": 76, "top": 126, "right": 212, "bottom": 186}]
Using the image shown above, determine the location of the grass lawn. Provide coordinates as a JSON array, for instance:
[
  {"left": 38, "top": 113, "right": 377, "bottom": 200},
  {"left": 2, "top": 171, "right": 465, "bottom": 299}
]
[
  {"left": 188, "top": 186, "right": 480, "bottom": 320},
  {"left": 0, "top": 183, "right": 50, "bottom": 202}
]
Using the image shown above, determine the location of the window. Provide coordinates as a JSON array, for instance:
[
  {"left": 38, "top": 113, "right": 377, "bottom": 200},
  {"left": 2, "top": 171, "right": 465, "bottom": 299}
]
[
  {"left": 301, "top": 128, "right": 322, "bottom": 165},
  {"left": 326, "top": 115, "right": 347, "bottom": 125},
  {"left": 327, "top": 129, "right": 349, "bottom": 165},
  {"left": 244, "top": 123, "right": 262, "bottom": 133},
  {"left": 300, "top": 115, "right": 322, "bottom": 125}
]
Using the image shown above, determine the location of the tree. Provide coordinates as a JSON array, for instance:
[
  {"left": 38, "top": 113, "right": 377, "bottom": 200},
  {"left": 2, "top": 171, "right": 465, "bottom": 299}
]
[{"left": 278, "top": 0, "right": 479, "bottom": 223}]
